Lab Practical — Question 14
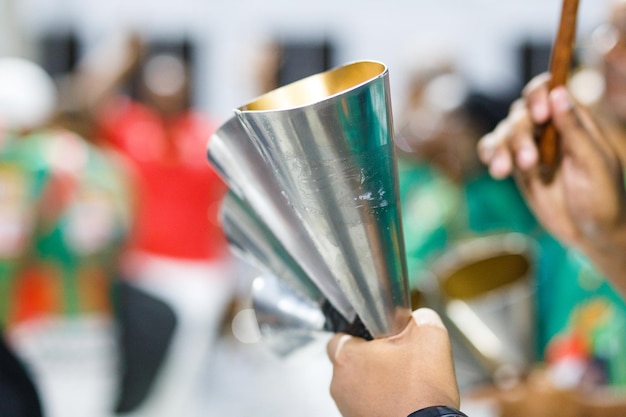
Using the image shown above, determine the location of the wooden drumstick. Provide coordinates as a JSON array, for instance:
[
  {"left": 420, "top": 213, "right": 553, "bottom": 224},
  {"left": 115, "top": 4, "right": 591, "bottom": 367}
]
[{"left": 539, "top": 0, "right": 580, "bottom": 168}]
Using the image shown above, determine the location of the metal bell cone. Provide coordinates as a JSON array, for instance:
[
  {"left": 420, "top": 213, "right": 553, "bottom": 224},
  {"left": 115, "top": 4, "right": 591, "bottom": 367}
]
[
  {"left": 251, "top": 274, "right": 328, "bottom": 357},
  {"left": 208, "top": 117, "right": 355, "bottom": 322},
  {"left": 236, "top": 61, "right": 411, "bottom": 337},
  {"left": 422, "top": 233, "right": 536, "bottom": 379},
  {"left": 222, "top": 192, "right": 370, "bottom": 354},
  {"left": 220, "top": 190, "right": 324, "bottom": 305}
]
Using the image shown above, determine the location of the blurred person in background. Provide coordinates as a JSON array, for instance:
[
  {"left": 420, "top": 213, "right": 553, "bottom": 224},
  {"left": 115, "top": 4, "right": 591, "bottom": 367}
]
[
  {"left": 0, "top": 55, "right": 135, "bottom": 417},
  {"left": 394, "top": 57, "right": 538, "bottom": 287},
  {"left": 69, "top": 32, "right": 234, "bottom": 417}
]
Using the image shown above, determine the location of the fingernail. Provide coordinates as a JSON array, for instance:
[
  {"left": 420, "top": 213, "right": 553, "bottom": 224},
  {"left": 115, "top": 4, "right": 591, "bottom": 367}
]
[
  {"left": 517, "top": 146, "right": 537, "bottom": 169},
  {"left": 551, "top": 87, "right": 573, "bottom": 112},
  {"left": 334, "top": 334, "right": 353, "bottom": 359},
  {"left": 530, "top": 101, "right": 548, "bottom": 122},
  {"left": 490, "top": 154, "right": 509, "bottom": 178},
  {"left": 478, "top": 135, "right": 494, "bottom": 160},
  {"left": 413, "top": 308, "right": 445, "bottom": 329}
]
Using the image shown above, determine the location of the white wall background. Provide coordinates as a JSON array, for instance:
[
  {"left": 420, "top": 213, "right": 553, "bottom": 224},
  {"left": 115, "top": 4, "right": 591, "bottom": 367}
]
[{"left": 1, "top": 0, "right": 616, "bottom": 122}]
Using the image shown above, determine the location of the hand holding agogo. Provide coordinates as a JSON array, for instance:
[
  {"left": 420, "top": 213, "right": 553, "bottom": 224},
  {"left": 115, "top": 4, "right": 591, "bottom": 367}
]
[
  {"left": 477, "top": 75, "right": 626, "bottom": 297},
  {"left": 326, "top": 308, "right": 462, "bottom": 417}
]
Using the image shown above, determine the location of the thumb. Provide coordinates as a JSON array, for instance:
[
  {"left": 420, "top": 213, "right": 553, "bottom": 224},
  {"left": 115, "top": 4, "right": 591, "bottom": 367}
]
[
  {"left": 408, "top": 308, "right": 452, "bottom": 358},
  {"left": 327, "top": 333, "right": 364, "bottom": 364},
  {"left": 410, "top": 308, "right": 460, "bottom": 408},
  {"left": 409, "top": 308, "right": 452, "bottom": 356},
  {"left": 412, "top": 308, "right": 447, "bottom": 330}
]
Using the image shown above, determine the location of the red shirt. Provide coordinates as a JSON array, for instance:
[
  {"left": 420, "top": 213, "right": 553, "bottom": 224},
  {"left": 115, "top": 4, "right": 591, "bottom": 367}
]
[{"left": 98, "top": 98, "right": 228, "bottom": 261}]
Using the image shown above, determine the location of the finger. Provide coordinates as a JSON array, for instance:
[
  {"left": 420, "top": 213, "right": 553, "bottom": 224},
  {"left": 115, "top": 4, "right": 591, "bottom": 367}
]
[
  {"left": 522, "top": 73, "right": 552, "bottom": 124},
  {"left": 410, "top": 308, "right": 452, "bottom": 355},
  {"left": 507, "top": 99, "right": 540, "bottom": 170},
  {"left": 549, "top": 87, "right": 612, "bottom": 165},
  {"left": 410, "top": 308, "right": 459, "bottom": 406},
  {"left": 407, "top": 308, "right": 453, "bottom": 360},
  {"left": 478, "top": 100, "right": 539, "bottom": 177},
  {"left": 478, "top": 118, "right": 514, "bottom": 176},
  {"left": 412, "top": 308, "right": 446, "bottom": 330},
  {"left": 515, "top": 138, "right": 539, "bottom": 170},
  {"left": 477, "top": 113, "right": 514, "bottom": 164},
  {"left": 327, "top": 333, "right": 360, "bottom": 364},
  {"left": 477, "top": 132, "right": 500, "bottom": 164},
  {"left": 522, "top": 72, "right": 551, "bottom": 98},
  {"left": 489, "top": 146, "right": 514, "bottom": 179}
]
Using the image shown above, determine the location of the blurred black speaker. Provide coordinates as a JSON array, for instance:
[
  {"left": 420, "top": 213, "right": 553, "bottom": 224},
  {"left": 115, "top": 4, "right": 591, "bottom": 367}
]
[
  {"left": 37, "top": 31, "right": 80, "bottom": 78},
  {"left": 276, "top": 39, "right": 334, "bottom": 87},
  {"left": 519, "top": 40, "right": 552, "bottom": 85}
]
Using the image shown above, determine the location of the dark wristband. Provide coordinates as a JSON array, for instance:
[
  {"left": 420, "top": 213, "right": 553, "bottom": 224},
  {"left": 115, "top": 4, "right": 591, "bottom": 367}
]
[{"left": 407, "top": 405, "right": 468, "bottom": 417}]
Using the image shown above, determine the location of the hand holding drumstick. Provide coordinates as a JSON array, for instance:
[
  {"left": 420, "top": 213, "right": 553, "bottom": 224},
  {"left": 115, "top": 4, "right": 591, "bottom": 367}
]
[{"left": 477, "top": 2, "right": 626, "bottom": 297}]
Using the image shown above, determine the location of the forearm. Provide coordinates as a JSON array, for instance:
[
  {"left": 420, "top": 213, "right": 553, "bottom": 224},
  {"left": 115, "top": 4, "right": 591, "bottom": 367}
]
[{"left": 73, "top": 33, "right": 142, "bottom": 114}]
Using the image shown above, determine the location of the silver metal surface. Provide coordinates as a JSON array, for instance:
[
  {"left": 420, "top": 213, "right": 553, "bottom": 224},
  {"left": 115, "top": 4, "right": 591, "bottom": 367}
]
[
  {"left": 220, "top": 191, "right": 324, "bottom": 305},
  {"left": 251, "top": 274, "right": 328, "bottom": 357},
  {"left": 235, "top": 61, "right": 411, "bottom": 337},
  {"left": 420, "top": 233, "right": 536, "bottom": 381},
  {"left": 208, "top": 117, "right": 355, "bottom": 322},
  {"left": 221, "top": 191, "right": 367, "bottom": 355}
]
